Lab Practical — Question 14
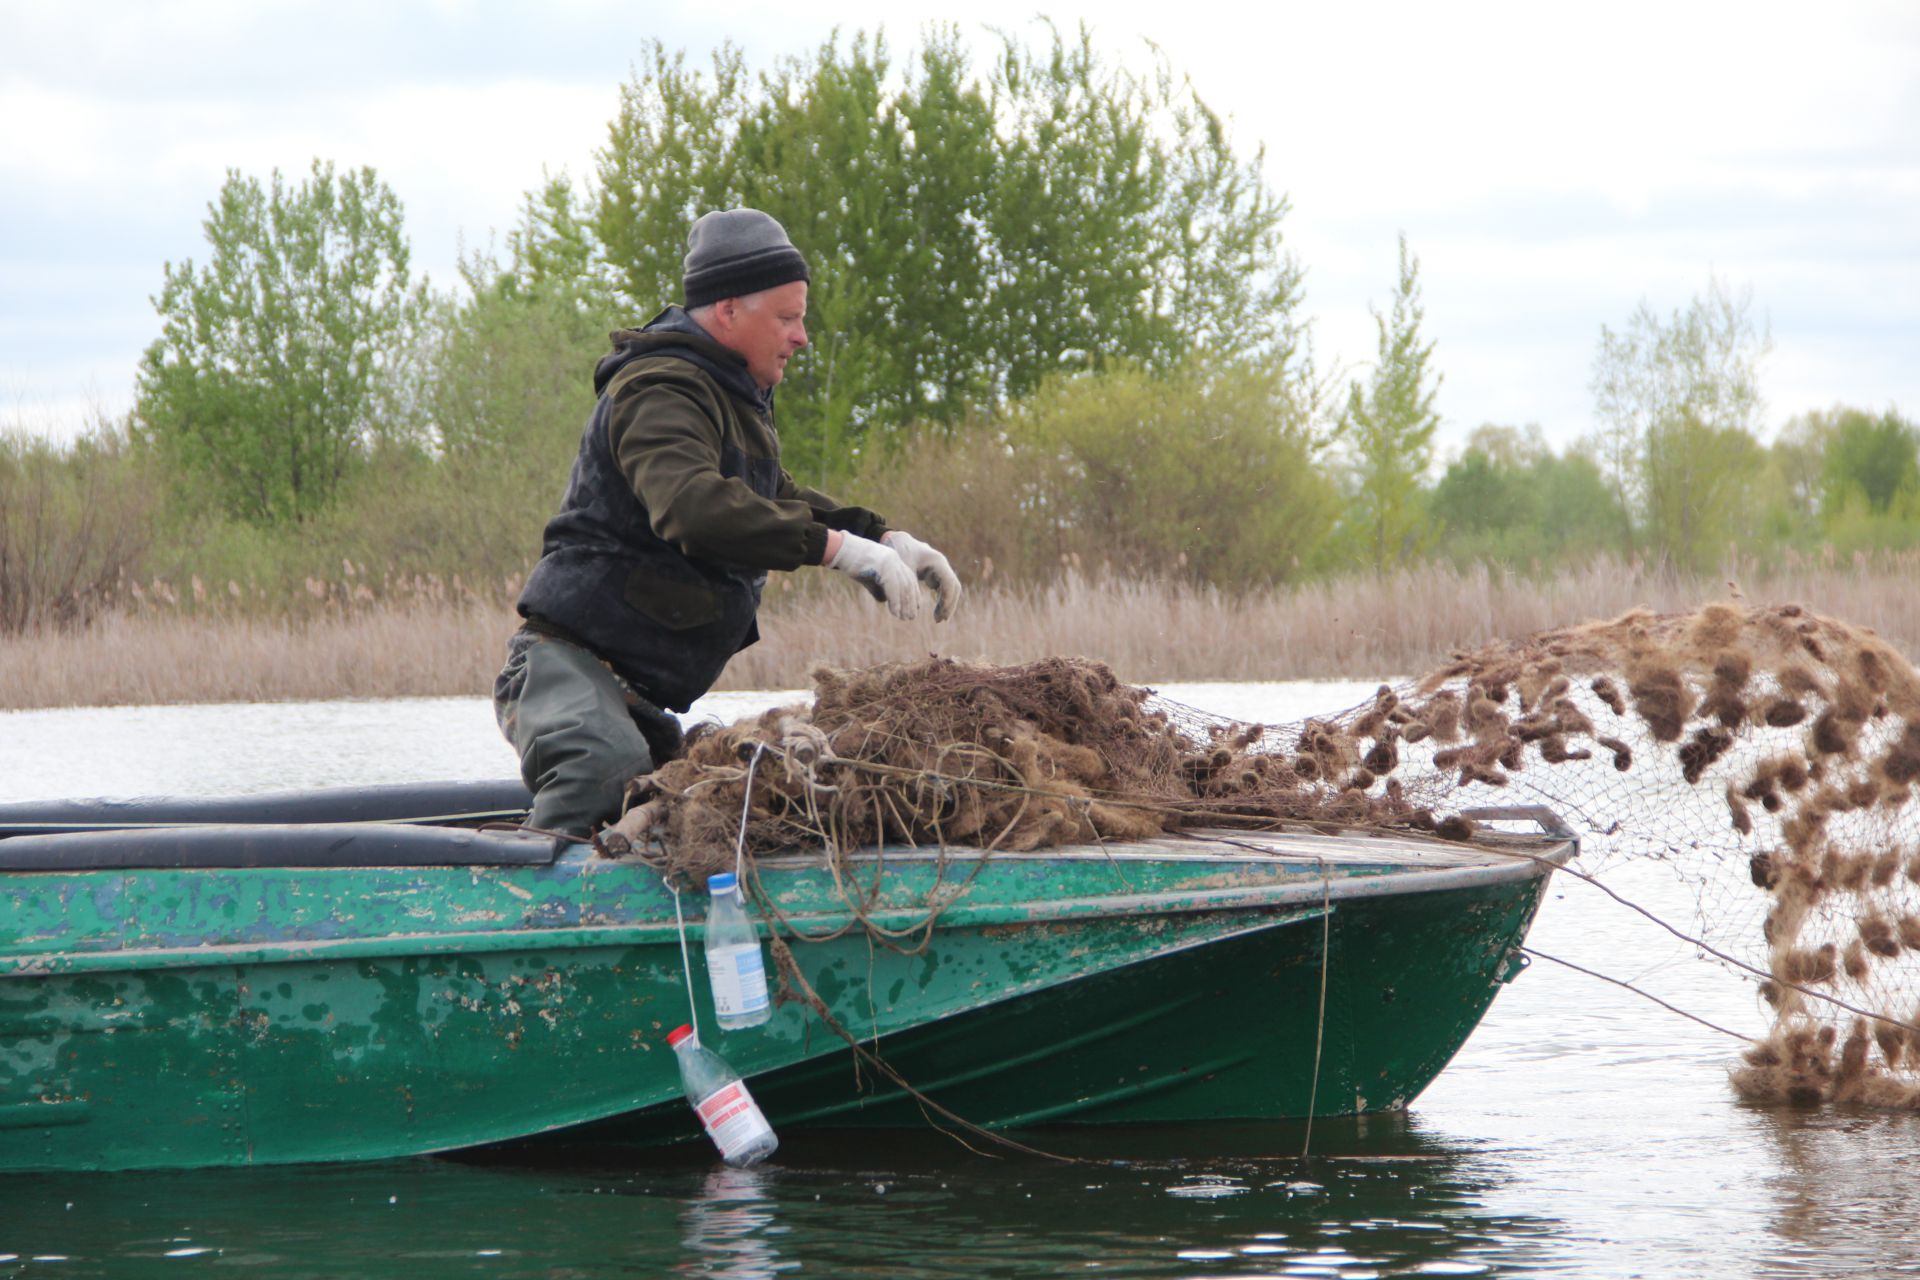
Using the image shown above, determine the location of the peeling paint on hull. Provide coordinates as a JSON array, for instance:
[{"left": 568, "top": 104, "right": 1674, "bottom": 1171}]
[{"left": 0, "top": 829, "right": 1569, "bottom": 1170}]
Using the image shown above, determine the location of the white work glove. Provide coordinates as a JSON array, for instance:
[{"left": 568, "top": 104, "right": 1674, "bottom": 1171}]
[
  {"left": 883, "top": 530, "right": 962, "bottom": 622},
  {"left": 826, "top": 532, "right": 919, "bottom": 620}
]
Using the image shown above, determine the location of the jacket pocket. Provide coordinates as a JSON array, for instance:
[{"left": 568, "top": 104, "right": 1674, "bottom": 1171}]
[{"left": 623, "top": 566, "right": 724, "bottom": 631}]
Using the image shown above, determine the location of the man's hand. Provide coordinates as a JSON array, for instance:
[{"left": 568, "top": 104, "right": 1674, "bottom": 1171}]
[
  {"left": 826, "top": 532, "right": 919, "bottom": 619},
  {"left": 883, "top": 531, "right": 962, "bottom": 622}
]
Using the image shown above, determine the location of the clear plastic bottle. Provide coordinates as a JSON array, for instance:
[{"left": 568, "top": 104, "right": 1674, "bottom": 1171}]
[
  {"left": 704, "top": 871, "right": 771, "bottom": 1030},
  {"left": 667, "top": 1024, "right": 779, "bottom": 1166}
]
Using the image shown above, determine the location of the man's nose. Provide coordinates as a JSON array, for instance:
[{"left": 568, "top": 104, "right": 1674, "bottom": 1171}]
[{"left": 794, "top": 323, "right": 808, "bottom": 349}]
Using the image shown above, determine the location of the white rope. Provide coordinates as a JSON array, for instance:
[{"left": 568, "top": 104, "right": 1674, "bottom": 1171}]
[
  {"left": 1301, "top": 857, "right": 1333, "bottom": 1158},
  {"left": 734, "top": 740, "right": 767, "bottom": 885},
  {"left": 670, "top": 881, "right": 701, "bottom": 1042}
]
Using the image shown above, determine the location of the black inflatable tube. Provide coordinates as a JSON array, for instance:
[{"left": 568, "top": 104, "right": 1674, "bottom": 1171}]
[{"left": 0, "top": 778, "right": 533, "bottom": 839}]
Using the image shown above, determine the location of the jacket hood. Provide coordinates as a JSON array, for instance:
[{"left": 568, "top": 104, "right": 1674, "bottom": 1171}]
[{"left": 593, "top": 307, "right": 771, "bottom": 412}]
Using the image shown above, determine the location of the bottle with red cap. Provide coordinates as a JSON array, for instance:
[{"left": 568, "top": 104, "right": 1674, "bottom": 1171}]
[{"left": 666, "top": 1024, "right": 779, "bottom": 1166}]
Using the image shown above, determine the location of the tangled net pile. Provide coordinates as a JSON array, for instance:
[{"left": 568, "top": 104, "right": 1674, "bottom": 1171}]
[{"left": 602, "top": 601, "right": 1920, "bottom": 1110}]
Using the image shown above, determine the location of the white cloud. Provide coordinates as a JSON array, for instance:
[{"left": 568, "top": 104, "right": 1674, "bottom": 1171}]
[
  {"left": 329, "top": 79, "right": 615, "bottom": 264},
  {"left": 2, "top": 0, "right": 1916, "bottom": 447}
]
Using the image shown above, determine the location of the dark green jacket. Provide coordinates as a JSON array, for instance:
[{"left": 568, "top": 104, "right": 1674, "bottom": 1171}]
[{"left": 515, "top": 307, "right": 887, "bottom": 711}]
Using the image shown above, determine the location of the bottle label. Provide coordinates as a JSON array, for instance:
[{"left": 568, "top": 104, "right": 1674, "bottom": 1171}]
[
  {"left": 707, "top": 942, "right": 771, "bottom": 1017},
  {"left": 696, "top": 1082, "right": 775, "bottom": 1160}
]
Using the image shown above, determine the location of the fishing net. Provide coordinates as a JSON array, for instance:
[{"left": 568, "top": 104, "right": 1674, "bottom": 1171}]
[{"left": 598, "top": 601, "right": 1920, "bottom": 1110}]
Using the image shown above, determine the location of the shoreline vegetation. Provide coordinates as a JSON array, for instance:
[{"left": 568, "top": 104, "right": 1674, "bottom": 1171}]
[
  {"left": 6, "top": 554, "right": 1917, "bottom": 713},
  {"left": 8, "top": 33, "right": 1916, "bottom": 725}
]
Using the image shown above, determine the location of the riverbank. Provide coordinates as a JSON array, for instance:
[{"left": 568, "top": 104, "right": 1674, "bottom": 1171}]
[{"left": 4, "top": 555, "right": 1917, "bottom": 709}]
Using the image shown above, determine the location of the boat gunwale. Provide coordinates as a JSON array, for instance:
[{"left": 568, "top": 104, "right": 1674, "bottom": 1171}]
[
  {"left": 754, "top": 825, "right": 1573, "bottom": 870},
  {"left": 0, "top": 837, "right": 1572, "bottom": 978}
]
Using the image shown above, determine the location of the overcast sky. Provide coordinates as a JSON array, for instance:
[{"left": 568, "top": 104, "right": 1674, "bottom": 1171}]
[{"left": 4, "top": 1, "right": 1916, "bottom": 457}]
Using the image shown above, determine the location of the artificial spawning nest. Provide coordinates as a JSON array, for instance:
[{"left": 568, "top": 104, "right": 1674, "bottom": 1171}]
[
  {"left": 600, "top": 653, "right": 1433, "bottom": 877},
  {"left": 599, "top": 601, "right": 1920, "bottom": 1113}
]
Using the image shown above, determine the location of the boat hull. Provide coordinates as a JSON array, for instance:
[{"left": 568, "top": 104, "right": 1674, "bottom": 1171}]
[
  {"left": 0, "top": 831, "right": 1565, "bottom": 1170},
  {"left": 580, "top": 868, "right": 1548, "bottom": 1146}
]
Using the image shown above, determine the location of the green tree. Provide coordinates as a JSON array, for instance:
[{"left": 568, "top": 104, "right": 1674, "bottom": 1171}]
[
  {"left": 981, "top": 26, "right": 1301, "bottom": 398},
  {"left": 1758, "top": 405, "right": 1920, "bottom": 554},
  {"left": 1587, "top": 274, "right": 1769, "bottom": 563},
  {"left": 1007, "top": 356, "right": 1337, "bottom": 590},
  {"left": 516, "top": 24, "right": 1301, "bottom": 485},
  {"left": 425, "top": 245, "right": 607, "bottom": 461},
  {"left": 1429, "top": 426, "right": 1626, "bottom": 569},
  {"left": 1338, "top": 235, "right": 1441, "bottom": 572},
  {"left": 497, "top": 173, "right": 620, "bottom": 320},
  {"left": 1640, "top": 409, "right": 1765, "bottom": 570},
  {"left": 1534, "top": 448, "right": 1630, "bottom": 560},
  {"left": 1429, "top": 426, "right": 1543, "bottom": 551},
  {"left": 1766, "top": 411, "right": 1830, "bottom": 542},
  {"left": 136, "top": 160, "right": 425, "bottom": 524},
  {"left": 1818, "top": 407, "right": 1920, "bottom": 520}
]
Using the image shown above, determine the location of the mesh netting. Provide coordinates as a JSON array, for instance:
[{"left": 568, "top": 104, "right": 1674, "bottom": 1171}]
[{"left": 598, "top": 601, "right": 1920, "bottom": 1110}]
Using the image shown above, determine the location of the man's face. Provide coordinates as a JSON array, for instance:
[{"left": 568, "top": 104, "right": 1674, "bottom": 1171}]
[{"left": 719, "top": 281, "right": 809, "bottom": 391}]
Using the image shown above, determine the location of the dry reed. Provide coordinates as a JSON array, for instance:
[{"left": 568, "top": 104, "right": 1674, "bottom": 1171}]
[
  {"left": 5, "top": 552, "right": 1920, "bottom": 710},
  {"left": 0, "top": 599, "right": 518, "bottom": 709},
  {"left": 738, "top": 553, "right": 1920, "bottom": 687}
]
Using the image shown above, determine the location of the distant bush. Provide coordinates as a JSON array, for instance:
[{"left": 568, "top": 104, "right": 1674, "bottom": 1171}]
[
  {"left": 419, "top": 257, "right": 608, "bottom": 463},
  {"left": 0, "top": 425, "right": 157, "bottom": 633},
  {"left": 853, "top": 424, "right": 1059, "bottom": 592},
  {"left": 378, "top": 269, "right": 609, "bottom": 584},
  {"left": 1816, "top": 407, "right": 1920, "bottom": 523},
  {"left": 858, "top": 358, "right": 1336, "bottom": 591},
  {"left": 1428, "top": 428, "right": 1627, "bottom": 569}
]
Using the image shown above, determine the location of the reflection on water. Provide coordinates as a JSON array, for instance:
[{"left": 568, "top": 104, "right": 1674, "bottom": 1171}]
[
  {"left": 677, "top": 1166, "right": 788, "bottom": 1278},
  {"left": 0, "top": 1120, "right": 1577, "bottom": 1279},
  {"left": 9, "top": 688, "right": 1920, "bottom": 1276},
  {"left": 1749, "top": 1106, "right": 1920, "bottom": 1278}
]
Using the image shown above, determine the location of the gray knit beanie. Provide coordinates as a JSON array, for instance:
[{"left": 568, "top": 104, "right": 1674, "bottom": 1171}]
[{"left": 682, "top": 209, "right": 810, "bottom": 309}]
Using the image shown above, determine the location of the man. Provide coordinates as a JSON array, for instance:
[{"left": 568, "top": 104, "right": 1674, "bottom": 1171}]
[{"left": 494, "top": 208, "right": 962, "bottom": 838}]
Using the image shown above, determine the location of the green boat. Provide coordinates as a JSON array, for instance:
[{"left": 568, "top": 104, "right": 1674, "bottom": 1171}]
[{"left": 0, "top": 782, "right": 1572, "bottom": 1171}]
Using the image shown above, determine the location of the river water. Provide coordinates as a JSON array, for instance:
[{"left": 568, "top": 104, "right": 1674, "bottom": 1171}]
[{"left": 3, "top": 683, "right": 1918, "bottom": 1278}]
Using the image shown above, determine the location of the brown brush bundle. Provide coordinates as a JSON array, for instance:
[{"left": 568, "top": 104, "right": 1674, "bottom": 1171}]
[{"left": 604, "top": 603, "right": 1920, "bottom": 1112}]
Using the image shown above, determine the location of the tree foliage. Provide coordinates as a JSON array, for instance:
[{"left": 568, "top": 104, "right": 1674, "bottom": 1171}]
[
  {"left": 1338, "top": 236, "right": 1441, "bottom": 572},
  {"left": 1429, "top": 425, "right": 1626, "bottom": 567},
  {"left": 1007, "top": 357, "right": 1336, "bottom": 589},
  {"left": 1818, "top": 407, "right": 1920, "bottom": 520},
  {"left": 1429, "top": 426, "right": 1543, "bottom": 549},
  {"left": 500, "top": 174, "right": 611, "bottom": 316},
  {"left": 1640, "top": 409, "right": 1766, "bottom": 570},
  {"left": 0, "top": 427, "right": 156, "bottom": 633},
  {"left": 509, "top": 24, "right": 1302, "bottom": 484},
  {"left": 858, "top": 355, "right": 1335, "bottom": 592},
  {"left": 135, "top": 160, "right": 425, "bottom": 525},
  {"left": 424, "top": 250, "right": 605, "bottom": 462},
  {"left": 1587, "top": 274, "right": 1770, "bottom": 565}
]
